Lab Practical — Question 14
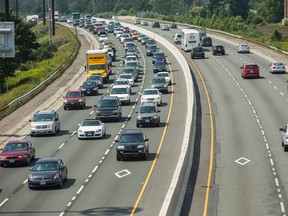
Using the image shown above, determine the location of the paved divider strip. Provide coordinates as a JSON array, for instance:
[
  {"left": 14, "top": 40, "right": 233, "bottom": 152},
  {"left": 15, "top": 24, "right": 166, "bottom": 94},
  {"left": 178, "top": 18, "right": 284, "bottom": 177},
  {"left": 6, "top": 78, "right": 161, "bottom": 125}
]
[{"left": 122, "top": 21, "right": 195, "bottom": 215}]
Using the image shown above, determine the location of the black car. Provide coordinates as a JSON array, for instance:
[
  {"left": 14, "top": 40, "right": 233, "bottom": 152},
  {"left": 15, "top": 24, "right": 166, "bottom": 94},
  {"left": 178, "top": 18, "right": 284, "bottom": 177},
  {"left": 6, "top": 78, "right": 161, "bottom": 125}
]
[
  {"left": 152, "top": 52, "right": 166, "bottom": 64},
  {"left": 200, "top": 37, "right": 212, "bottom": 47},
  {"left": 212, "top": 45, "right": 225, "bottom": 55},
  {"left": 170, "top": 22, "right": 177, "bottom": 28},
  {"left": 153, "top": 61, "right": 167, "bottom": 73},
  {"left": 152, "top": 22, "right": 160, "bottom": 28},
  {"left": 136, "top": 102, "right": 160, "bottom": 127},
  {"left": 146, "top": 45, "right": 158, "bottom": 56},
  {"left": 116, "top": 129, "right": 149, "bottom": 161},
  {"left": 80, "top": 80, "right": 99, "bottom": 95},
  {"left": 141, "top": 37, "right": 149, "bottom": 45},
  {"left": 98, "top": 28, "right": 107, "bottom": 36},
  {"left": 28, "top": 158, "right": 68, "bottom": 189},
  {"left": 145, "top": 39, "right": 156, "bottom": 48},
  {"left": 191, "top": 46, "right": 205, "bottom": 59},
  {"left": 95, "top": 96, "right": 122, "bottom": 121},
  {"left": 87, "top": 74, "right": 103, "bottom": 88}
]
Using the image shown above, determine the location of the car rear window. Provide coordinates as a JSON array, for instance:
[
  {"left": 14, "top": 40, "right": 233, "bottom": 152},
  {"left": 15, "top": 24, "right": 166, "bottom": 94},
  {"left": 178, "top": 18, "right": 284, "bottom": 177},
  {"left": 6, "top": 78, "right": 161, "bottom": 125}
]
[{"left": 246, "top": 65, "right": 258, "bottom": 69}]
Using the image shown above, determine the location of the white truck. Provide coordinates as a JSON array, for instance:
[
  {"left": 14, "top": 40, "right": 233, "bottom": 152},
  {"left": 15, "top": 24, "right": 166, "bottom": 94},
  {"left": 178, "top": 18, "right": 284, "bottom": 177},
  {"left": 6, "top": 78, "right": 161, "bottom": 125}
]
[
  {"left": 54, "top": 11, "right": 59, "bottom": 21},
  {"left": 27, "top": 15, "right": 38, "bottom": 23},
  {"left": 181, "top": 29, "right": 200, "bottom": 52}
]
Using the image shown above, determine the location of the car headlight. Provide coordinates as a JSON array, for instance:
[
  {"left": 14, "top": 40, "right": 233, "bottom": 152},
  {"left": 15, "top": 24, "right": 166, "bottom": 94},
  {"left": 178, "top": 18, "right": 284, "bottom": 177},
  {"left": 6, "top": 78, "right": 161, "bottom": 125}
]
[
  {"left": 164, "top": 84, "right": 168, "bottom": 88},
  {"left": 79, "top": 99, "right": 83, "bottom": 102},
  {"left": 78, "top": 129, "right": 83, "bottom": 133},
  {"left": 93, "top": 88, "right": 98, "bottom": 90},
  {"left": 19, "top": 155, "right": 29, "bottom": 158},
  {"left": 54, "top": 173, "right": 60, "bottom": 179},
  {"left": 153, "top": 115, "right": 158, "bottom": 119},
  {"left": 63, "top": 100, "right": 68, "bottom": 104},
  {"left": 96, "top": 110, "right": 101, "bottom": 114},
  {"left": 137, "top": 116, "right": 142, "bottom": 120},
  {"left": 285, "top": 137, "right": 288, "bottom": 143},
  {"left": 117, "top": 145, "right": 125, "bottom": 150},
  {"left": 28, "top": 174, "right": 34, "bottom": 180},
  {"left": 0, "top": 156, "right": 5, "bottom": 159},
  {"left": 96, "top": 129, "right": 101, "bottom": 132},
  {"left": 137, "top": 144, "right": 145, "bottom": 149},
  {"left": 112, "top": 110, "right": 118, "bottom": 114}
]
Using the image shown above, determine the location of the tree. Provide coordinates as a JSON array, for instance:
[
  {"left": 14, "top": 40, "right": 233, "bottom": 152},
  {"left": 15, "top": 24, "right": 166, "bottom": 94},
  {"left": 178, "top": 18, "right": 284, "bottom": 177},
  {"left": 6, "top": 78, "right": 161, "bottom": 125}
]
[
  {"left": 229, "top": 0, "right": 249, "bottom": 20},
  {"left": 258, "top": 0, "right": 284, "bottom": 23}
]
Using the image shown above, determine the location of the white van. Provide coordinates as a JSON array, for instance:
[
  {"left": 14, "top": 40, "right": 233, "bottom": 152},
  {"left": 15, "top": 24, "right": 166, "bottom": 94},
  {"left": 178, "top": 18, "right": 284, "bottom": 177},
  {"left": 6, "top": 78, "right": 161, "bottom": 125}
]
[
  {"left": 173, "top": 33, "right": 182, "bottom": 44},
  {"left": 181, "top": 29, "right": 200, "bottom": 52}
]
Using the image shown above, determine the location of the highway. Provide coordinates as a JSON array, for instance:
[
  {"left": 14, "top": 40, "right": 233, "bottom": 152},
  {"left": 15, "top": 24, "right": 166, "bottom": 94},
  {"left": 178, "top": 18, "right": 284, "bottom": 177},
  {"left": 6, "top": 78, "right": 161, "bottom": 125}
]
[{"left": 1, "top": 18, "right": 288, "bottom": 216}]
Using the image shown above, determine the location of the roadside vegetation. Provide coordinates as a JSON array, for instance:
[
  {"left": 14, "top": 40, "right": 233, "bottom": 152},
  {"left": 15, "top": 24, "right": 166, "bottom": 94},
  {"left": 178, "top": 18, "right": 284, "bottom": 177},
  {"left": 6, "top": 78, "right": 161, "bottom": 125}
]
[{"left": 0, "top": 11, "right": 78, "bottom": 118}]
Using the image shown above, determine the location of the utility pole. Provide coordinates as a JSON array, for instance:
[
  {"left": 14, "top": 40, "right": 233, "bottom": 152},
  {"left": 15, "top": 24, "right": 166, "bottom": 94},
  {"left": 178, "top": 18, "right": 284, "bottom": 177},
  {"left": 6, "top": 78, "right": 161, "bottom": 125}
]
[
  {"left": 5, "top": 0, "right": 9, "bottom": 21},
  {"left": 43, "top": 0, "right": 46, "bottom": 25}
]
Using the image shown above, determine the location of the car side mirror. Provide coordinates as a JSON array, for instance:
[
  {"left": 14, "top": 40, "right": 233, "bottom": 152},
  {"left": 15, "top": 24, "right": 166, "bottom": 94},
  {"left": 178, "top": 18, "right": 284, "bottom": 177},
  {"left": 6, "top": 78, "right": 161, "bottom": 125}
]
[
  {"left": 29, "top": 167, "right": 32, "bottom": 171},
  {"left": 94, "top": 105, "right": 98, "bottom": 107},
  {"left": 115, "top": 140, "right": 119, "bottom": 142},
  {"left": 158, "top": 110, "right": 161, "bottom": 112},
  {"left": 78, "top": 124, "right": 81, "bottom": 127},
  {"left": 280, "top": 128, "right": 285, "bottom": 132},
  {"left": 145, "top": 139, "right": 149, "bottom": 141},
  {"left": 240, "top": 66, "right": 243, "bottom": 69},
  {"left": 29, "top": 119, "right": 31, "bottom": 122}
]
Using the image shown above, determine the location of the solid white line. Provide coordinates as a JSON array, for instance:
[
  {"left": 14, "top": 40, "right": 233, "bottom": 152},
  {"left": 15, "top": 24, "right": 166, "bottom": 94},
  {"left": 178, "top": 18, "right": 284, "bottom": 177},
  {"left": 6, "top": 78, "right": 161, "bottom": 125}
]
[
  {"left": 76, "top": 185, "right": 84, "bottom": 194},
  {"left": 0, "top": 198, "right": 9, "bottom": 207}
]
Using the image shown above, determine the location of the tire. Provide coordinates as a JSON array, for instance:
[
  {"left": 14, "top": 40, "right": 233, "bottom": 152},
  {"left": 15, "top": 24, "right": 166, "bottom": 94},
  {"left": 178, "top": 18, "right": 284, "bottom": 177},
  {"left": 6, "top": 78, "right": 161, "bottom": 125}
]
[
  {"left": 26, "top": 157, "right": 30, "bottom": 166},
  {"left": 116, "top": 154, "right": 121, "bottom": 161},
  {"left": 284, "top": 146, "right": 288, "bottom": 152},
  {"left": 136, "top": 123, "right": 140, "bottom": 128},
  {"left": 28, "top": 184, "right": 33, "bottom": 189},
  {"left": 32, "top": 153, "right": 35, "bottom": 160},
  {"left": 64, "top": 106, "right": 67, "bottom": 110},
  {"left": 58, "top": 177, "right": 63, "bottom": 188}
]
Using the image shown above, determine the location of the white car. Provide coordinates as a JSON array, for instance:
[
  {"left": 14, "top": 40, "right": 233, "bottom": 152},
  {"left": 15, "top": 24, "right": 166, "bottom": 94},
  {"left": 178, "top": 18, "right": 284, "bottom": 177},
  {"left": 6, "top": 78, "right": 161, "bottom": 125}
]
[
  {"left": 237, "top": 44, "right": 250, "bottom": 53},
  {"left": 269, "top": 62, "right": 286, "bottom": 74},
  {"left": 78, "top": 119, "right": 106, "bottom": 139},
  {"left": 120, "top": 34, "right": 131, "bottom": 43},
  {"left": 99, "top": 35, "right": 108, "bottom": 42},
  {"left": 113, "top": 78, "right": 131, "bottom": 93},
  {"left": 155, "top": 72, "right": 171, "bottom": 84},
  {"left": 140, "top": 88, "right": 162, "bottom": 106},
  {"left": 119, "top": 74, "right": 134, "bottom": 86},
  {"left": 110, "top": 85, "right": 131, "bottom": 105},
  {"left": 125, "top": 55, "right": 138, "bottom": 65},
  {"left": 116, "top": 31, "right": 123, "bottom": 39}
]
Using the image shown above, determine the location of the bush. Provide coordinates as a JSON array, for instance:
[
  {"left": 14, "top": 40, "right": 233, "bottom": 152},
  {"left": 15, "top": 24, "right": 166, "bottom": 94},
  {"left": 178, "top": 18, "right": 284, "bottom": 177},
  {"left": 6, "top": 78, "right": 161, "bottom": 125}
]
[{"left": 271, "top": 28, "right": 283, "bottom": 41}]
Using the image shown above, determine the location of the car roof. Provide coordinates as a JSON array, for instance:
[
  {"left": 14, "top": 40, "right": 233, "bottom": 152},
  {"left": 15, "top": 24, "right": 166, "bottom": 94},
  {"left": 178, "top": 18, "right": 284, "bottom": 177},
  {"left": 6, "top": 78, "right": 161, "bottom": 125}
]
[
  {"left": 7, "top": 140, "right": 29, "bottom": 144},
  {"left": 122, "top": 129, "right": 143, "bottom": 135},
  {"left": 140, "top": 102, "right": 157, "bottom": 107},
  {"left": 100, "top": 96, "right": 119, "bottom": 101},
  {"left": 36, "top": 158, "right": 60, "bottom": 163},
  {"left": 67, "top": 89, "right": 81, "bottom": 93},
  {"left": 35, "top": 110, "right": 56, "bottom": 114}
]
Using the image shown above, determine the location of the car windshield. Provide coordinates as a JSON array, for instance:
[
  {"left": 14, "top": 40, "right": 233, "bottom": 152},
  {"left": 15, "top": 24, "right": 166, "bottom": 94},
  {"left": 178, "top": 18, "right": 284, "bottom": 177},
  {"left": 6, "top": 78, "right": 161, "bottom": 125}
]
[
  {"left": 139, "top": 106, "right": 156, "bottom": 113},
  {"left": 274, "top": 62, "right": 284, "bottom": 66},
  {"left": 32, "top": 113, "right": 54, "bottom": 122},
  {"left": 154, "top": 61, "right": 166, "bottom": 67},
  {"left": 157, "top": 73, "right": 168, "bottom": 77},
  {"left": 111, "top": 88, "right": 128, "bottom": 94},
  {"left": 143, "top": 90, "right": 158, "bottom": 95},
  {"left": 119, "top": 134, "right": 144, "bottom": 143},
  {"left": 115, "top": 80, "right": 129, "bottom": 85},
  {"left": 89, "top": 65, "right": 105, "bottom": 70},
  {"left": 148, "top": 45, "right": 157, "bottom": 50},
  {"left": 122, "top": 68, "right": 134, "bottom": 74},
  {"left": 126, "top": 62, "right": 137, "bottom": 67},
  {"left": 152, "top": 78, "right": 166, "bottom": 84},
  {"left": 194, "top": 48, "right": 203, "bottom": 52},
  {"left": 120, "top": 74, "right": 132, "bottom": 79},
  {"left": 32, "top": 162, "right": 59, "bottom": 171},
  {"left": 154, "top": 53, "right": 165, "bottom": 58},
  {"left": 98, "top": 100, "right": 117, "bottom": 107},
  {"left": 81, "top": 120, "right": 100, "bottom": 126},
  {"left": 83, "top": 81, "right": 97, "bottom": 88},
  {"left": 66, "top": 92, "right": 81, "bottom": 98},
  {"left": 88, "top": 75, "right": 101, "bottom": 81},
  {"left": 3, "top": 143, "right": 27, "bottom": 152}
]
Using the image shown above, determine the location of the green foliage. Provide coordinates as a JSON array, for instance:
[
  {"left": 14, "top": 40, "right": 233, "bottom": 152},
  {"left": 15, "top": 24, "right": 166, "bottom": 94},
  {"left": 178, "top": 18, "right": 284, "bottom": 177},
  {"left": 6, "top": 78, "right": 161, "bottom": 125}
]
[{"left": 271, "top": 29, "right": 283, "bottom": 41}]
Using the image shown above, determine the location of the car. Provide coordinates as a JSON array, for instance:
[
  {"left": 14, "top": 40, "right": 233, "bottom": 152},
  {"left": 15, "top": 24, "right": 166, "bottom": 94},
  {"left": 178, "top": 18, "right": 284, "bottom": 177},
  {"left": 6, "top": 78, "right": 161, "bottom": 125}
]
[
  {"left": 138, "top": 34, "right": 146, "bottom": 42},
  {"left": 85, "top": 19, "right": 92, "bottom": 29},
  {"left": 153, "top": 61, "right": 167, "bottom": 73},
  {"left": 106, "top": 47, "right": 116, "bottom": 61},
  {"left": 161, "top": 24, "right": 170, "bottom": 31},
  {"left": 126, "top": 48, "right": 138, "bottom": 58},
  {"left": 269, "top": 62, "right": 286, "bottom": 74},
  {"left": 140, "top": 88, "right": 162, "bottom": 105},
  {"left": 99, "top": 34, "right": 108, "bottom": 42},
  {"left": 131, "top": 31, "right": 139, "bottom": 40},
  {"left": 173, "top": 33, "right": 182, "bottom": 44},
  {"left": 136, "top": 102, "right": 160, "bottom": 127},
  {"left": 237, "top": 44, "right": 250, "bottom": 53},
  {"left": 87, "top": 74, "right": 104, "bottom": 89},
  {"left": 145, "top": 39, "right": 156, "bottom": 48},
  {"left": 146, "top": 45, "right": 158, "bottom": 56},
  {"left": 191, "top": 46, "right": 205, "bottom": 59},
  {"left": 200, "top": 36, "right": 212, "bottom": 47},
  {"left": 114, "top": 28, "right": 122, "bottom": 36},
  {"left": 141, "top": 37, "right": 149, "bottom": 45},
  {"left": 80, "top": 80, "right": 99, "bottom": 95},
  {"left": 134, "top": 19, "right": 141, "bottom": 25},
  {"left": 110, "top": 85, "right": 131, "bottom": 105},
  {"left": 123, "top": 38, "right": 134, "bottom": 47},
  {"left": 280, "top": 125, "right": 288, "bottom": 151},
  {"left": 78, "top": 119, "right": 106, "bottom": 139},
  {"left": 122, "top": 67, "right": 138, "bottom": 81},
  {"left": 0, "top": 140, "right": 35, "bottom": 167},
  {"left": 98, "top": 28, "right": 107, "bottom": 36},
  {"left": 116, "top": 129, "right": 149, "bottom": 161},
  {"left": 119, "top": 73, "right": 134, "bottom": 86},
  {"left": 120, "top": 34, "right": 131, "bottom": 43},
  {"left": 151, "top": 77, "right": 169, "bottom": 94},
  {"left": 152, "top": 52, "right": 166, "bottom": 64},
  {"left": 141, "top": 20, "right": 148, "bottom": 26},
  {"left": 241, "top": 63, "right": 260, "bottom": 79},
  {"left": 107, "top": 26, "right": 114, "bottom": 33},
  {"left": 95, "top": 96, "right": 122, "bottom": 121},
  {"left": 155, "top": 72, "right": 171, "bottom": 84},
  {"left": 124, "top": 42, "right": 137, "bottom": 52},
  {"left": 116, "top": 31, "right": 123, "bottom": 39},
  {"left": 125, "top": 61, "right": 140, "bottom": 73},
  {"left": 29, "top": 110, "right": 60, "bottom": 136},
  {"left": 212, "top": 45, "right": 225, "bottom": 55},
  {"left": 28, "top": 158, "right": 68, "bottom": 189},
  {"left": 63, "top": 90, "right": 86, "bottom": 110},
  {"left": 170, "top": 22, "right": 177, "bottom": 28},
  {"left": 124, "top": 55, "right": 138, "bottom": 65},
  {"left": 113, "top": 78, "right": 132, "bottom": 93},
  {"left": 152, "top": 22, "right": 160, "bottom": 28},
  {"left": 123, "top": 26, "right": 130, "bottom": 33}
]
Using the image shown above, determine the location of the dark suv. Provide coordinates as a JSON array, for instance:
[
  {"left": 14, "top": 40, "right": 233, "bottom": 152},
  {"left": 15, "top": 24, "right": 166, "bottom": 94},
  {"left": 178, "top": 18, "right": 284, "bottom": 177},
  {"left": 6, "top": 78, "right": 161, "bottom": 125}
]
[
  {"left": 63, "top": 90, "right": 86, "bottom": 110},
  {"left": 200, "top": 37, "right": 212, "bottom": 47},
  {"left": 116, "top": 129, "right": 149, "bottom": 161},
  {"left": 136, "top": 102, "right": 160, "bottom": 127},
  {"left": 191, "top": 46, "right": 205, "bottom": 59},
  {"left": 95, "top": 96, "right": 122, "bottom": 121},
  {"left": 152, "top": 52, "right": 166, "bottom": 64},
  {"left": 212, "top": 45, "right": 225, "bottom": 55},
  {"left": 152, "top": 22, "right": 160, "bottom": 28}
]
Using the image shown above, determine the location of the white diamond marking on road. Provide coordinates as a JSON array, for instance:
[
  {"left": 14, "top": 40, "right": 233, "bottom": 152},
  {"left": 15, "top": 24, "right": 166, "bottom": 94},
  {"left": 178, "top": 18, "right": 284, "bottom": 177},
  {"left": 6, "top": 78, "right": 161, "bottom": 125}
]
[
  {"left": 235, "top": 157, "right": 250, "bottom": 166},
  {"left": 115, "top": 169, "right": 131, "bottom": 178}
]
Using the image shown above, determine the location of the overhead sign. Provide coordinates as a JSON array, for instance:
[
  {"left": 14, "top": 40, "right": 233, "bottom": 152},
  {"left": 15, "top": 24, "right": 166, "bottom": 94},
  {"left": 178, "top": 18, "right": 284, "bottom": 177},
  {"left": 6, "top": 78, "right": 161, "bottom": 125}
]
[{"left": 0, "top": 22, "right": 15, "bottom": 58}]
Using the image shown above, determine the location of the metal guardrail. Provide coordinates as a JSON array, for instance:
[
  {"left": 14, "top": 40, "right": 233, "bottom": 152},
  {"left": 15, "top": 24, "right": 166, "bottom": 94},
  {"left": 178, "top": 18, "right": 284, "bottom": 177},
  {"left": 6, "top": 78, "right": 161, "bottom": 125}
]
[{"left": 0, "top": 26, "right": 80, "bottom": 118}]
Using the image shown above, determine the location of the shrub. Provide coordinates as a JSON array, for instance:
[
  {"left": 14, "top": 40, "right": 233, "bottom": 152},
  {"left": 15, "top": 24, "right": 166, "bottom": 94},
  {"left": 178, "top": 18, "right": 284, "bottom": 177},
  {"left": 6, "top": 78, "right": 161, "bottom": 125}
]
[{"left": 271, "top": 28, "right": 283, "bottom": 41}]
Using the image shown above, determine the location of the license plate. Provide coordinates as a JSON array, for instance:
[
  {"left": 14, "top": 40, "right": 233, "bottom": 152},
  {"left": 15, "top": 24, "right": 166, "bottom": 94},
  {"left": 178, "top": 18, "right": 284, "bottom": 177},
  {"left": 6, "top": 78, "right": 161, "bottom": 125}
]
[
  {"left": 71, "top": 102, "right": 74, "bottom": 105},
  {"left": 87, "top": 91, "right": 90, "bottom": 94},
  {"left": 250, "top": 71, "right": 254, "bottom": 73},
  {"left": 9, "top": 159, "right": 15, "bottom": 163},
  {"left": 40, "top": 181, "right": 46, "bottom": 185},
  {"left": 145, "top": 120, "right": 150, "bottom": 123}
]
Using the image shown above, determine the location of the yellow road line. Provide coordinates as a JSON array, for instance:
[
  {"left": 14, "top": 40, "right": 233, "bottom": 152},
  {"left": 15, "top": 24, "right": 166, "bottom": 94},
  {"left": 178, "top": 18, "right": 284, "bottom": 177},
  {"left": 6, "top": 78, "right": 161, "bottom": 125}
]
[{"left": 130, "top": 59, "right": 174, "bottom": 215}]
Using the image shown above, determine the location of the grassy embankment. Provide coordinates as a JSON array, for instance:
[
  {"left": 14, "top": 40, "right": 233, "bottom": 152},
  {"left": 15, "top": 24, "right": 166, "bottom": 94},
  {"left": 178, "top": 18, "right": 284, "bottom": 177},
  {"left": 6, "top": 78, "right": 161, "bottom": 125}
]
[{"left": 0, "top": 23, "right": 78, "bottom": 118}]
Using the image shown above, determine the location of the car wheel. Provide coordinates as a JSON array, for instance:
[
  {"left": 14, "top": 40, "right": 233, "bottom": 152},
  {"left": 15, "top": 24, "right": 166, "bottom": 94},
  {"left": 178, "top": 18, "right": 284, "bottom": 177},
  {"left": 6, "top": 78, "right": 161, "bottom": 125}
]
[
  {"left": 0, "top": 164, "right": 4, "bottom": 167},
  {"left": 64, "top": 106, "right": 67, "bottom": 110},
  {"left": 28, "top": 184, "right": 33, "bottom": 189},
  {"left": 58, "top": 177, "right": 63, "bottom": 188},
  {"left": 30, "top": 133, "right": 34, "bottom": 137},
  {"left": 32, "top": 153, "right": 35, "bottom": 160},
  {"left": 136, "top": 123, "right": 140, "bottom": 128},
  {"left": 26, "top": 157, "right": 30, "bottom": 166},
  {"left": 116, "top": 154, "right": 121, "bottom": 161},
  {"left": 284, "top": 146, "right": 288, "bottom": 152}
]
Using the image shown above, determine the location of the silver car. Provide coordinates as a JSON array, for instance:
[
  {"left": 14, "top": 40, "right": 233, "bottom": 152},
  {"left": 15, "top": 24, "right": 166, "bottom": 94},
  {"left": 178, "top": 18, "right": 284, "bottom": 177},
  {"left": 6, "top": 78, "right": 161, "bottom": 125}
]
[
  {"left": 136, "top": 102, "right": 160, "bottom": 127},
  {"left": 269, "top": 62, "right": 286, "bottom": 74},
  {"left": 280, "top": 125, "right": 288, "bottom": 151},
  {"left": 237, "top": 44, "right": 250, "bottom": 53},
  {"left": 30, "top": 110, "right": 60, "bottom": 136}
]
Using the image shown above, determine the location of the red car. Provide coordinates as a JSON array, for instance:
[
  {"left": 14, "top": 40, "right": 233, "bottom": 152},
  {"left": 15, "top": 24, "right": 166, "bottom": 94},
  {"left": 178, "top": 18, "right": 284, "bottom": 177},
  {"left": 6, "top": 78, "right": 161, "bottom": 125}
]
[
  {"left": 63, "top": 90, "right": 86, "bottom": 110},
  {"left": 0, "top": 140, "right": 35, "bottom": 167},
  {"left": 241, "top": 63, "right": 260, "bottom": 78}
]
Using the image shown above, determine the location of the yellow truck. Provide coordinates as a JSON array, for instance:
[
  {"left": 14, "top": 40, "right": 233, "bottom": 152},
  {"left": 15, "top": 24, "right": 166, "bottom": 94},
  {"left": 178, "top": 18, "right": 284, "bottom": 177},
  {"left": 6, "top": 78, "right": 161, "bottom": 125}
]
[{"left": 86, "top": 49, "right": 112, "bottom": 83}]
